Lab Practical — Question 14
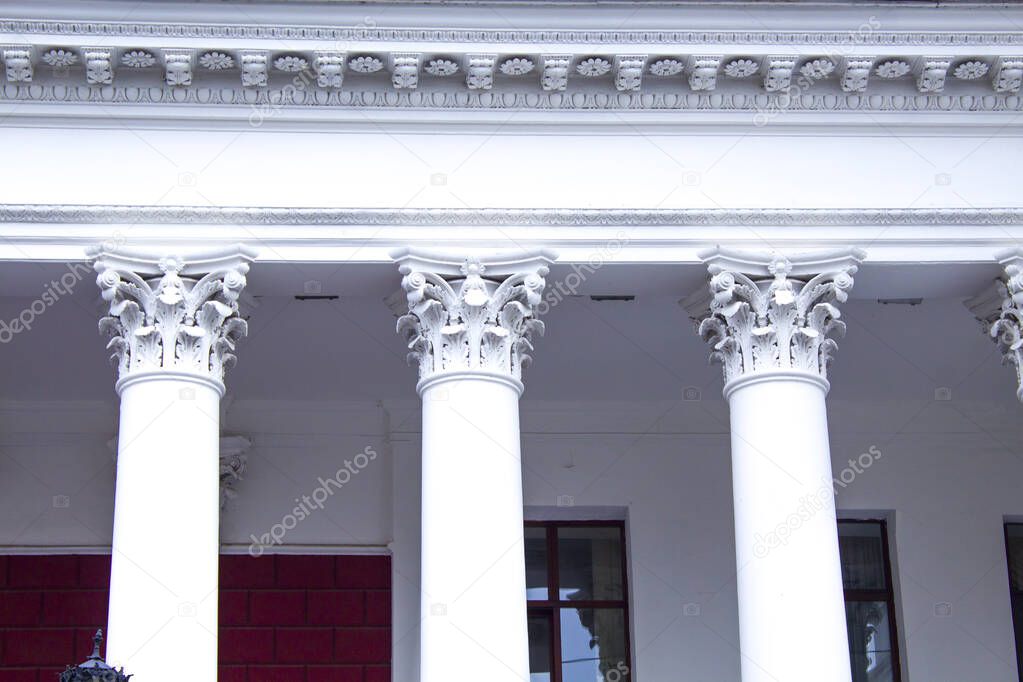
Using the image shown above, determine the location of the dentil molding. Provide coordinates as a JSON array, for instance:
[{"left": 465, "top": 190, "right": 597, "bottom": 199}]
[{"left": 687, "top": 247, "right": 864, "bottom": 386}]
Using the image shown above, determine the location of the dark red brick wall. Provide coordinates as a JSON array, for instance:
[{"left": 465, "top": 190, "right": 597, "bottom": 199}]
[{"left": 0, "top": 554, "right": 392, "bottom": 682}]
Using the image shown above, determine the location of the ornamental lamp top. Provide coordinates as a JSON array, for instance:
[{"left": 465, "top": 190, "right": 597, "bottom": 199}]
[{"left": 59, "top": 629, "right": 132, "bottom": 682}]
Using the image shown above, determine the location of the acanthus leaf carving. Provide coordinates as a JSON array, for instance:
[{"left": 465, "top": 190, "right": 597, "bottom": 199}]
[
  {"left": 614, "top": 55, "right": 646, "bottom": 92},
  {"left": 764, "top": 57, "right": 796, "bottom": 92},
  {"left": 83, "top": 48, "right": 113, "bottom": 85},
  {"left": 391, "top": 52, "right": 420, "bottom": 89},
  {"left": 314, "top": 51, "right": 345, "bottom": 89},
  {"left": 92, "top": 249, "right": 254, "bottom": 386},
  {"left": 993, "top": 57, "right": 1023, "bottom": 94},
  {"left": 465, "top": 53, "right": 496, "bottom": 90},
  {"left": 917, "top": 57, "right": 952, "bottom": 93},
  {"left": 541, "top": 54, "right": 570, "bottom": 91},
  {"left": 2, "top": 46, "right": 32, "bottom": 82},
  {"left": 690, "top": 249, "right": 863, "bottom": 386},
  {"left": 841, "top": 57, "right": 874, "bottom": 93},
  {"left": 240, "top": 50, "right": 268, "bottom": 87},
  {"left": 688, "top": 55, "right": 721, "bottom": 91},
  {"left": 395, "top": 255, "right": 550, "bottom": 383},
  {"left": 966, "top": 251, "right": 1023, "bottom": 401}
]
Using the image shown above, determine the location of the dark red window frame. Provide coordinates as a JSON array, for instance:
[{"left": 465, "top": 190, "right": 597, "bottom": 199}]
[
  {"left": 838, "top": 518, "right": 902, "bottom": 682},
  {"left": 525, "top": 520, "right": 632, "bottom": 682}
]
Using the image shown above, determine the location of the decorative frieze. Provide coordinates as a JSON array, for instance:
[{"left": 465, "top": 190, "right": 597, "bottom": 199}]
[
  {"left": 465, "top": 53, "right": 496, "bottom": 90},
  {"left": 2, "top": 46, "right": 32, "bottom": 82},
  {"left": 394, "top": 250, "right": 554, "bottom": 383},
  {"left": 541, "top": 54, "right": 571, "bottom": 91},
  {"left": 687, "top": 248, "right": 864, "bottom": 385},
  {"left": 91, "top": 247, "right": 256, "bottom": 386}
]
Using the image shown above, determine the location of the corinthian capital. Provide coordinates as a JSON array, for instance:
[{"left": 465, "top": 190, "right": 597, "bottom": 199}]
[
  {"left": 965, "top": 249, "right": 1023, "bottom": 401},
  {"left": 90, "top": 246, "right": 257, "bottom": 388},
  {"left": 686, "top": 248, "right": 865, "bottom": 387},
  {"left": 392, "top": 249, "right": 555, "bottom": 385}
]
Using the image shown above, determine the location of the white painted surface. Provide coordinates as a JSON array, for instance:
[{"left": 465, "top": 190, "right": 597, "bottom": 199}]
[
  {"left": 107, "top": 374, "right": 222, "bottom": 682},
  {"left": 418, "top": 374, "right": 530, "bottom": 682},
  {"left": 726, "top": 372, "right": 851, "bottom": 682}
]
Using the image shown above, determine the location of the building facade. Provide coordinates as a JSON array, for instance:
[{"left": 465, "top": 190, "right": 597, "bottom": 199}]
[{"left": 1, "top": 1, "right": 1023, "bottom": 681}]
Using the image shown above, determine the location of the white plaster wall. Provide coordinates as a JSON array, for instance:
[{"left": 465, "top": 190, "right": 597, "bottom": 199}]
[
  {"left": 2, "top": 394, "right": 1023, "bottom": 679},
  {"left": 0, "top": 125, "right": 1020, "bottom": 211}
]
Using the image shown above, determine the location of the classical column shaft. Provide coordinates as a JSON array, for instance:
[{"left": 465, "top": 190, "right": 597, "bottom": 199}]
[
  {"left": 92, "top": 247, "right": 254, "bottom": 681},
  {"left": 692, "top": 248, "right": 863, "bottom": 682},
  {"left": 394, "top": 249, "right": 552, "bottom": 682}
]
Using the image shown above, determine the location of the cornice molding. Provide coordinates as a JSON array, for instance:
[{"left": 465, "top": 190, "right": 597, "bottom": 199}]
[
  {"left": 3, "top": 19, "right": 1022, "bottom": 47},
  {"left": 4, "top": 204, "right": 1023, "bottom": 227}
]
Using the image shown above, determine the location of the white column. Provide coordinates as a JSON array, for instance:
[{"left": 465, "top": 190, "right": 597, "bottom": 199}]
[
  {"left": 91, "top": 247, "right": 255, "bottom": 681},
  {"left": 689, "top": 248, "right": 864, "bottom": 682},
  {"left": 393, "top": 249, "right": 554, "bottom": 682},
  {"left": 965, "top": 248, "right": 1023, "bottom": 401}
]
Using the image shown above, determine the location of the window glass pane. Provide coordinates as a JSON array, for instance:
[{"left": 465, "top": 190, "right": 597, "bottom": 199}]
[
  {"left": 839, "top": 522, "right": 887, "bottom": 591},
  {"left": 1006, "top": 525, "right": 1023, "bottom": 592},
  {"left": 526, "top": 526, "right": 549, "bottom": 600},
  {"left": 560, "top": 608, "right": 629, "bottom": 682},
  {"left": 558, "top": 527, "right": 624, "bottom": 601},
  {"left": 528, "top": 612, "right": 554, "bottom": 682},
  {"left": 845, "top": 601, "right": 895, "bottom": 682}
]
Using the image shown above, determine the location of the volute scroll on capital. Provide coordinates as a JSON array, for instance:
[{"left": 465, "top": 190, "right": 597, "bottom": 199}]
[
  {"left": 392, "top": 249, "right": 556, "bottom": 383},
  {"left": 90, "top": 245, "right": 257, "bottom": 386},
  {"left": 687, "top": 247, "right": 866, "bottom": 386}
]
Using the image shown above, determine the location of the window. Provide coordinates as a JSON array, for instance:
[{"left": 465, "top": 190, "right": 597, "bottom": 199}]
[
  {"left": 1004, "top": 524, "right": 1023, "bottom": 680},
  {"left": 525, "top": 521, "right": 631, "bottom": 682},
  {"left": 838, "top": 520, "right": 902, "bottom": 682}
]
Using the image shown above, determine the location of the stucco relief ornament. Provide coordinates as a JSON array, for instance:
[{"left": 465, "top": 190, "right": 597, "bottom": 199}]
[
  {"left": 994, "top": 58, "right": 1023, "bottom": 94},
  {"left": 199, "top": 51, "right": 234, "bottom": 71},
  {"left": 954, "top": 60, "right": 989, "bottom": 80},
  {"left": 121, "top": 50, "right": 156, "bottom": 68},
  {"left": 84, "top": 49, "right": 113, "bottom": 84},
  {"left": 424, "top": 58, "right": 458, "bottom": 76},
  {"left": 964, "top": 252, "right": 1023, "bottom": 401},
  {"left": 724, "top": 58, "right": 759, "bottom": 78},
  {"left": 41, "top": 49, "right": 78, "bottom": 68},
  {"left": 577, "top": 57, "right": 611, "bottom": 77},
  {"left": 94, "top": 254, "right": 251, "bottom": 384},
  {"left": 240, "top": 52, "right": 268, "bottom": 87},
  {"left": 3, "top": 48, "right": 32, "bottom": 82},
  {"left": 800, "top": 58, "right": 835, "bottom": 80},
  {"left": 541, "top": 55, "right": 571, "bottom": 91},
  {"left": 649, "top": 59, "right": 683, "bottom": 76},
  {"left": 314, "top": 52, "right": 345, "bottom": 88},
  {"left": 349, "top": 56, "right": 383, "bottom": 74},
  {"left": 274, "top": 55, "right": 307, "bottom": 72},
  {"left": 465, "top": 54, "right": 496, "bottom": 89},
  {"left": 500, "top": 58, "right": 533, "bottom": 75},
  {"left": 875, "top": 60, "right": 911, "bottom": 79},
  {"left": 696, "top": 255, "right": 859, "bottom": 384},
  {"left": 396, "top": 258, "right": 548, "bottom": 382}
]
